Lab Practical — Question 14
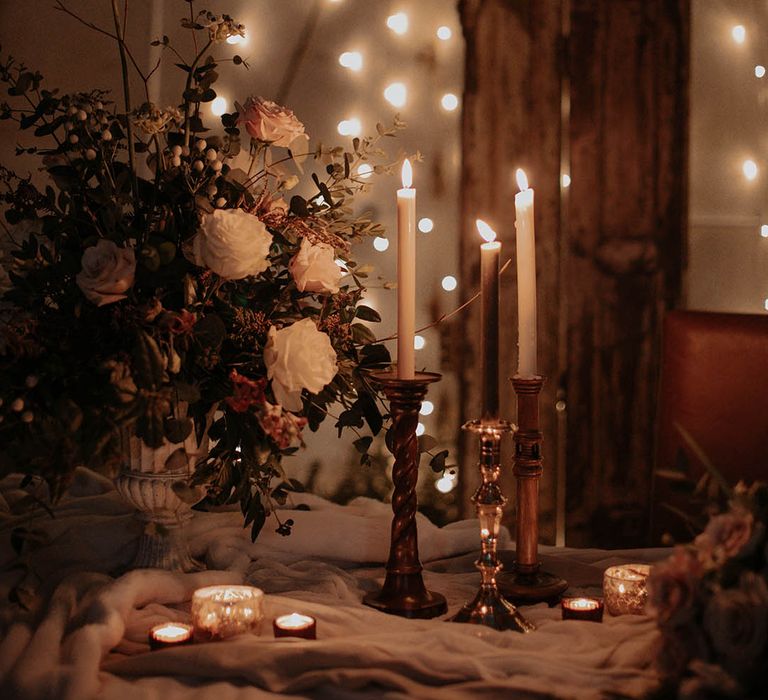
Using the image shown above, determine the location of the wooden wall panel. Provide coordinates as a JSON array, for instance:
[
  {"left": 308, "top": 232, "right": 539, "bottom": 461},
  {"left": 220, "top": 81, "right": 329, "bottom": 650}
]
[{"left": 458, "top": 0, "right": 689, "bottom": 547}]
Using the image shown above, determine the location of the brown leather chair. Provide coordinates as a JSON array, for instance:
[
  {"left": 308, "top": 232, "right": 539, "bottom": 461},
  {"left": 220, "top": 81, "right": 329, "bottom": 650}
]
[{"left": 651, "top": 310, "right": 768, "bottom": 544}]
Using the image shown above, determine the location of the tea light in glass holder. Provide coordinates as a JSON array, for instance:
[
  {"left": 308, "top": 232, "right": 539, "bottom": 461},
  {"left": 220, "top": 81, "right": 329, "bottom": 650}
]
[
  {"left": 561, "top": 597, "right": 604, "bottom": 622},
  {"left": 191, "top": 585, "right": 264, "bottom": 640},
  {"left": 603, "top": 564, "right": 650, "bottom": 615},
  {"left": 273, "top": 612, "right": 317, "bottom": 640},
  {"left": 148, "top": 621, "right": 194, "bottom": 650}
]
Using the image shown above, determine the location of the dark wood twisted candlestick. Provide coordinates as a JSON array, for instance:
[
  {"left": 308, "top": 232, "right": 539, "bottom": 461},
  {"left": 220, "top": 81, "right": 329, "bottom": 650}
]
[
  {"left": 499, "top": 375, "right": 568, "bottom": 603},
  {"left": 362, "top": 370, "right": 447, "bottom": 619}
]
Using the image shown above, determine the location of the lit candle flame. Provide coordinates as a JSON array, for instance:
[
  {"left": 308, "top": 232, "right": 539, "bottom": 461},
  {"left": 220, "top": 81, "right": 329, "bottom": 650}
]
[
  {"left": 516, "top": 168, "right": 529, "bottom": 192},
  {"left": 401, "top": 159, "right": 413, "bottom": 188},
  {"left": 476, "top": 219, "right": 496, "bottom": 243}
]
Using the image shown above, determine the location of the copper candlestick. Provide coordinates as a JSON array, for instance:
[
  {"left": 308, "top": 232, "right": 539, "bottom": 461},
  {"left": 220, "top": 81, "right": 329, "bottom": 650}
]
[
  {"left": 363, "top": 370, "right": 447, "bottom": 619},
  {"left": 499, "top": 375, "right": 568, "bottom": 603},
  {"left": 451, "top": 419, "right": 534, "bottom": 632}
]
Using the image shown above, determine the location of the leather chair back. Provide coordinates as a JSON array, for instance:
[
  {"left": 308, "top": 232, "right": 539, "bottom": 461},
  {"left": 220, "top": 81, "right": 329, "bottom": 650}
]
[{"left": 651, "top": 310, "right": 768, "bottom": 544}]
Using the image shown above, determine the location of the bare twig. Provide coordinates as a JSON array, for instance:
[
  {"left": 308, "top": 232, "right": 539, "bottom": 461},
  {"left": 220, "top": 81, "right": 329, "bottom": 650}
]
[
  {"left": 374, "top": 258, "right": 513, "bottom": 343},
  {"left": 109, "top": 0, "right": 141, "bottom": 225}
]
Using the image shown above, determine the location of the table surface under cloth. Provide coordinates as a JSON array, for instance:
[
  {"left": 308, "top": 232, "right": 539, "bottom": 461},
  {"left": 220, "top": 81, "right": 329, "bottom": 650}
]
[{"left": 0, "top": 469, "right": 670, "bottom": 700}]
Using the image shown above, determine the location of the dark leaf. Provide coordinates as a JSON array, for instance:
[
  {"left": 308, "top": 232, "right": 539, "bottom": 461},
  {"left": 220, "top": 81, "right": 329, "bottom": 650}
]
[
  {"left": 165, "top": 417, "right": 193, "bottom": 443},
  {"left": 353, "top": 436, "right": 373, "bottom": 454},
  {"left": 429, "top": 449, "right": 449, "bottom": 473},
  {"left": 355, "top": 305, "right": 381, "bottom": 323}
]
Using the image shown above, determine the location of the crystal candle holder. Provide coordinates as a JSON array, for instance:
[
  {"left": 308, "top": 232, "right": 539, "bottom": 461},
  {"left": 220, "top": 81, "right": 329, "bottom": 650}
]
[
  {"left": 191, "top": 585, "right": 264, "bottom": 640},
  {"left": 603, "top": 564, "right": 650, "bottom": 616}
]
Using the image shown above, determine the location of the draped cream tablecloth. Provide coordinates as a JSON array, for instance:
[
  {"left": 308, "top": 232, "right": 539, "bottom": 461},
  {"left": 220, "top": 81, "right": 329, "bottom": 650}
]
[{"left": 0, "top": 469, "right": 668, "bottom": 700}]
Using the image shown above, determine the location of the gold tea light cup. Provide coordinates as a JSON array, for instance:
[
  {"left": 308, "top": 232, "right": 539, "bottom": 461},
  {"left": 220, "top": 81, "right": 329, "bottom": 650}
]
[
  {"left": 191, "top": 585, "right": 264, "bottom": 640},
  {"left": 603, "top": 564, "right": 650, "bottom": 616}
]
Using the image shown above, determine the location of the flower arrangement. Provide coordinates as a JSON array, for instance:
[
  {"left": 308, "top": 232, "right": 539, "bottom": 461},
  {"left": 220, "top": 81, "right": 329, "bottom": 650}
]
[
  {"left": 0, "top": 3, "right": 405, "bottom": 538},
  {"left": 648, "top": 481, "right": 768, "bottom": 699}
]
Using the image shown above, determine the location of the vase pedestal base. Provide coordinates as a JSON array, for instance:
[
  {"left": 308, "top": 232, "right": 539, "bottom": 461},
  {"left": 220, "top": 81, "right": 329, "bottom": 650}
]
[{"left": 132, "top": 520, "right": 205, "bottom": 573}]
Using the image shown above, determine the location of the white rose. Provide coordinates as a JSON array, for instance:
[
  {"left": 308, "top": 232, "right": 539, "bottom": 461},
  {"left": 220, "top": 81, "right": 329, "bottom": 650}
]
[
  {"left": 76, "top": 239, "right": 135, "bottom": 306},
  {"left": 193, "top": 209, "right": 272, "bottom": 280},
  {"left": 264, "top": 318, "right": 337, "bottom": 411},
  {"left": 289, "top": 237, "right": 342, "bottom": 294}
]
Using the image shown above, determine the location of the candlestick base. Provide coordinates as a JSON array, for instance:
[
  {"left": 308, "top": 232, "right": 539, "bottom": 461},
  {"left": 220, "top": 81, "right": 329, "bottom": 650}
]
[
  {"left": 499, "top": 568, "right": 568, "bottom": 605},
  {"left": 451, "top": 585, "right": 535, "bottom": 632},
  {"left": 362, "top": 370, "right": 447, "bottom": 620}
]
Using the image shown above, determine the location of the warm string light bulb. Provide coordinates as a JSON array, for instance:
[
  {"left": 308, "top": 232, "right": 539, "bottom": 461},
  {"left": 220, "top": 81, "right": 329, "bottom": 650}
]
[
  {"left": 437, "top": 26, "right": 452, "bottom": 41},
  {"left": 211, "top": 96, "right": 228, "bottom": 116},
  {"left": 337, "top": 118, "right": 362, "bottom": 137},
  {"left": 387, "top": 12, "right": 409, "bottom": 35},
  {"left": 384, "top": 82, "right": 407, "bottom": 107},
  {"left": 756, "top": 65, "right": 766, "bottom": 78},
  {"left": 441, "top": 93, "right": 459, "bottom": 111},
  {"left": 420, "top": 400, "right": 434, "bottom": 416},
  {"left": 418, "top": 217, "right": 433, "bottom": 232},
  {"left": 373, "top": 236, "right": 389, "bottom": 252},
  {"left": 414, "top": 335, "right": 425, "bottom": 350},
  {"left": 339, "top": 51, "right": 363, "bottom": 72},
  {"left": 416, "top": 422, "right": 426, "bottom": 436},
  {"left": 743, "top": 159, "right": 758, "bottom": 181},
  {"left": 357, "top": 163, "right": 373, "bottom": 179},
  {"left": 561, "top": 173, "right": 571, "bottom": 188},
  {"left": 732, "top": 24, "right": 746, "bottom": 44},
  {"left": 761, "top": 224, "right": 768, "bottom": 238},
  {"left": 441, "top": 275, "right": 457, "bottom": 291}
]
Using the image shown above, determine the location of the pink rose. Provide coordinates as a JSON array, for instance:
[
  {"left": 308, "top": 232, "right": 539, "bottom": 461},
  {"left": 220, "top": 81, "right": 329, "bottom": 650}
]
[
  {"left": 695, "top": 510, "right": 754, "bottom": 566},
  {"left": 76, "top": 240, "right": 135, "bottom": 306},
  {"left": 648, "top": 546, "right": 704, "bottom": 627},
  {"left": 237, "top": 97, "right": 307, "bottom": 148}
]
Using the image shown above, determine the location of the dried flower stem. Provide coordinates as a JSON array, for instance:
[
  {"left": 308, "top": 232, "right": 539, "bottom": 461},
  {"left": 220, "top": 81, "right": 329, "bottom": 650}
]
[
  {"left": 109, "top": 0, "right": 141, "bottom": 229},
  {"left": 374, "top": 258, "right": 513, "bottom": 343}
]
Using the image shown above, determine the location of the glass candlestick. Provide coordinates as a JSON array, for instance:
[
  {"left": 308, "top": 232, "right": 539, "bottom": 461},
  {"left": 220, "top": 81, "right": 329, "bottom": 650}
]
[{"left": 451, "top": 419, "right": 534, "bottom": 632}]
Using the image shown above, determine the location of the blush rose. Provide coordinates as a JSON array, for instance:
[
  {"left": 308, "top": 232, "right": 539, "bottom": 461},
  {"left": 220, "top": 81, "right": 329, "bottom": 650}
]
[
  {"left": 237, "top": 96, "right": 307, "bottom": 149},
  {"left": 76, "top": 239, "right": 136, "bottom": 306}
]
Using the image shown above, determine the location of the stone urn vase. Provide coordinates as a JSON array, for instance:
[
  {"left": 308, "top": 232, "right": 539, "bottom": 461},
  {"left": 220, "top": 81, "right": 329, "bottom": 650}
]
[{"left": 114, "top": 410, "right": 206, "bottom": 572}]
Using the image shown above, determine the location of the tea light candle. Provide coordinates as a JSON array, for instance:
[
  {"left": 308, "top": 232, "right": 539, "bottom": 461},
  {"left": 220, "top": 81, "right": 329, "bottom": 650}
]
[
  {"left": 148, "top": 622, "right": 194, "bottom": 650},
  {"left": 561, "top": 597, "right": 604, "bottom": 622},
  {"left": 191, "top": 585, "right": 264, "bottom": 640},
  {"left": 603, "top": 564, "right": 651, "bottom": 616},
  {"left": 273, "top": 612, "right": 317, "bottom": 640}
]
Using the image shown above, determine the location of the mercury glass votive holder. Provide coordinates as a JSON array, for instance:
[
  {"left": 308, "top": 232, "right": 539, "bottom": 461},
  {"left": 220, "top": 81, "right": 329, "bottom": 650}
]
[
  {"left": 191, "top": 585, "right": 264, "bottom": 640},
  {"left": 603, "top": 564, "right": 650, "bottom": 616}
]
